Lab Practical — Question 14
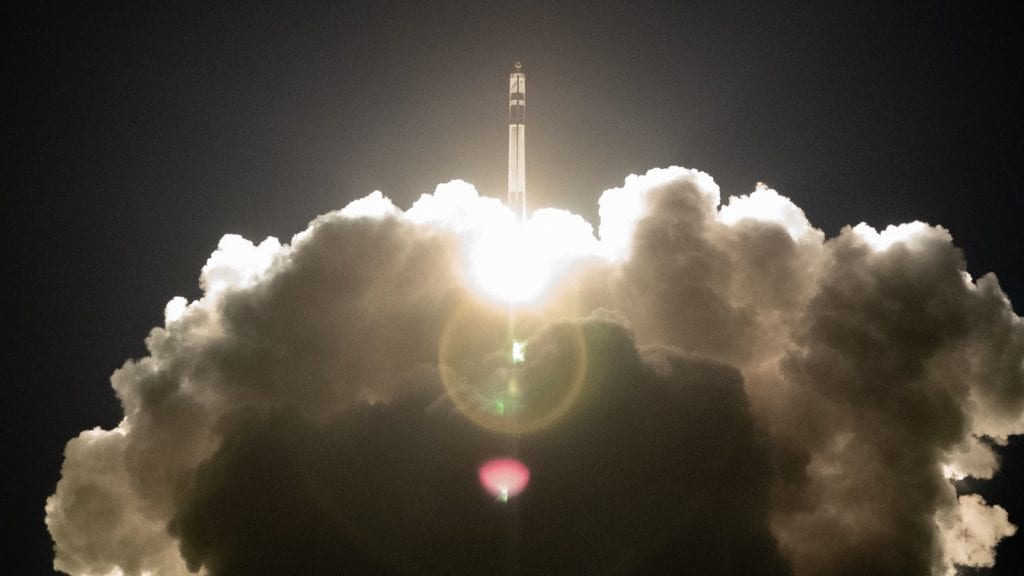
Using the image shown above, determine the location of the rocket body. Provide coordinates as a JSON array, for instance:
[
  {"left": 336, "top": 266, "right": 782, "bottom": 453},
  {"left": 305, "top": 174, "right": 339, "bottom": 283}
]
[{"left": 508, "top": 62, "right": 526, "bottom": 220}]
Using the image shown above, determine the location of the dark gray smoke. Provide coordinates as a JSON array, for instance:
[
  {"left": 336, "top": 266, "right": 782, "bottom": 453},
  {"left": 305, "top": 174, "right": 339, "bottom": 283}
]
[{"left": 47, "top": 168, "right": 1022, "bottom": 575}]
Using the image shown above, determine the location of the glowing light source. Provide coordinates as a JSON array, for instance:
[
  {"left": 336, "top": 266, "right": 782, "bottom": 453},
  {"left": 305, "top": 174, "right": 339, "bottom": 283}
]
[
  {"left": 467, "top": 209, "right": 601, "bottom": 305},
  {"left": 511, "top": 341, "right": 526, "bottom": 364},
  {"left": 468, "top": 221, "right": 547, "bottom": 304},
  {"left": 344, "top": 182, "right": 601, "bottom": 305},
  {"left": 478, "top": 458, "right": 530, "bottom": 502}
]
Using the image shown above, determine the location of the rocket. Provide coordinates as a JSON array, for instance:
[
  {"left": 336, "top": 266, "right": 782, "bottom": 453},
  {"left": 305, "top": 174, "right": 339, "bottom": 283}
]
[{"left": 508, "top": 62, "right": 526, "bottom": 220}]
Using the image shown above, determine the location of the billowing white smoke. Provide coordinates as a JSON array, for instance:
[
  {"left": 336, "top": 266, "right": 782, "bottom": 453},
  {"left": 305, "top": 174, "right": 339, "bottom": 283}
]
[{"left": 46, "top": 167, "right": 1022, "bottom": 576}]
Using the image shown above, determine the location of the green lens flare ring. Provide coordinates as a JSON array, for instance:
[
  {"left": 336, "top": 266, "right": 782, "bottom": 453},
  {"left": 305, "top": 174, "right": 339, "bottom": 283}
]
[{"left": 438, "top": 301, "right": 587, "bottom": 435}]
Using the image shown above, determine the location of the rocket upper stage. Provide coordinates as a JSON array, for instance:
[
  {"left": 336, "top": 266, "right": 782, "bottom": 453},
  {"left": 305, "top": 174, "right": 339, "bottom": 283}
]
[
  {"left": 509, "top": 62, "right": 525, "bottom": 125},
  {"left": 508, "top": 62, "right": 526, "bottom": 220}
]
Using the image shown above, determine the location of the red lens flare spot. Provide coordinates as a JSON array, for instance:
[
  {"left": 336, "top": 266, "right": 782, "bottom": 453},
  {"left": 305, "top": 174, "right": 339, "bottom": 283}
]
[{"left": 478, "top": 458, "right": 530, "bottom": 502}]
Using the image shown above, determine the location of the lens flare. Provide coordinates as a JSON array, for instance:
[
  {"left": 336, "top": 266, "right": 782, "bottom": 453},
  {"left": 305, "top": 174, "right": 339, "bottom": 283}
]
[
  {"left": 438, "top": 303, "right": 588, "bottom": 435},
  {"left": 478, "top": 458, "right": 530, "bottom": 502}
]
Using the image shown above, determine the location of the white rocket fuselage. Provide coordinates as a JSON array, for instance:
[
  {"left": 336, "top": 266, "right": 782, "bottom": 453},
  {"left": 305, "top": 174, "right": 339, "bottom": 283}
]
[{"left": 508, "top": 63, "right": 526, "bottom": 220}]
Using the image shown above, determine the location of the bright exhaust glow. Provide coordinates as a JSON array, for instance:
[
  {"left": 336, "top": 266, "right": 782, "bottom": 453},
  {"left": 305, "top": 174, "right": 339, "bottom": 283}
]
[{"left": 467, "top": 209, "right": 600, "bottom": 305}]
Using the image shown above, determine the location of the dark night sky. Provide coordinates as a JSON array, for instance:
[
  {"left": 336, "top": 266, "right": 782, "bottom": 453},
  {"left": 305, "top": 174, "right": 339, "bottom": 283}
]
[{"left": 7, "top": 1, "right": 1023, "bottom": 574}]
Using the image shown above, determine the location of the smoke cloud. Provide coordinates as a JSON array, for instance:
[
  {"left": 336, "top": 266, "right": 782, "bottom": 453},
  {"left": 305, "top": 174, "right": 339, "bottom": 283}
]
[{"left": 47, "top": 167, "right": 1023, "bottom": 575}]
